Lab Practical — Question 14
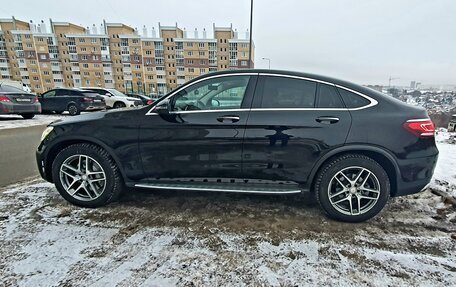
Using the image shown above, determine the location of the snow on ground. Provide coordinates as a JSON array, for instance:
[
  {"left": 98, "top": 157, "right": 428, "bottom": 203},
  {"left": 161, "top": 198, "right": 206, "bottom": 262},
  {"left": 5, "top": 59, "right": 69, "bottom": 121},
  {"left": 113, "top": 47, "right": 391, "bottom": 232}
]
[
  {"left": 1, "top": 177, "right": 455, "bottom": 285},
  {"left": 0, "top": 132, "right": 455, "bottom": 286},
  {"left": 433, "top": 129, "right": 456, "bottom": 198},
  {"left": 0, "top": 113, "right": 75, "bottom": 130}
]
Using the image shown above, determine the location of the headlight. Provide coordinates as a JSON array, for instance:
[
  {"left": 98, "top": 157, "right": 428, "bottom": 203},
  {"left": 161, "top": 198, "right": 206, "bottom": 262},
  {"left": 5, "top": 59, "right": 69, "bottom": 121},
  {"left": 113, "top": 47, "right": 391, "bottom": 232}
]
[{"left": 41, "top": 126, "right": 54, "bottom": 142}]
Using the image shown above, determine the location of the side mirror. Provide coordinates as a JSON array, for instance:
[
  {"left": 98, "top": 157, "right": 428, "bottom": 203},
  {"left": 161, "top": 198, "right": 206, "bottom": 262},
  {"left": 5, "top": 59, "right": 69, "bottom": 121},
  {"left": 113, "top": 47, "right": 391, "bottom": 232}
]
[
  {"left": 154, "top": 99, "right": 170, "bottom": 114},
  {"left": 105, "top": 93, "right": 111, "bottom": 97}
]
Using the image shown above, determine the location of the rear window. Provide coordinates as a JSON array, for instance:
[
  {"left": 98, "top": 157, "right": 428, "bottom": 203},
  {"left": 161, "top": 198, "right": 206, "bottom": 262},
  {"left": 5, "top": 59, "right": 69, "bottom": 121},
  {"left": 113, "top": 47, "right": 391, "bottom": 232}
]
[
  {"left": 337, "top": 88, "right": 371, "bottom": 108},
  {"left": 0, "top": 85, "right": 24, "bottom": 93},
  {"left": 259, "top": 76, "right": 316, "bottom": 108},
  {"left": 317, "top": 84, "right": 344, "bottom": 108}
]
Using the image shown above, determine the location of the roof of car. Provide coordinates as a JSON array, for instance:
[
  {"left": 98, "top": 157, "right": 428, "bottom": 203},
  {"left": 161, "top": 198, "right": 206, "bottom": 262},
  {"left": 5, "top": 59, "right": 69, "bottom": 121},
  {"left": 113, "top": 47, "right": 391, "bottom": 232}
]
[
  {"left": 194, "top": 69, "right": 391, "bottom": 101},
  {"left": 198, "top": 69, "right": 361, "bottom": 89}
]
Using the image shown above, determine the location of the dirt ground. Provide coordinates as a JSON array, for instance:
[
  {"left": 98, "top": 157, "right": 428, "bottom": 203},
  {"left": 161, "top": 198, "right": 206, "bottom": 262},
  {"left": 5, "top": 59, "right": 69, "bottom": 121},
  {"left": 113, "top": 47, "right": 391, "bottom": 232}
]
[{"left": 0, "top": 177, "right": 455, "bottom": 286}]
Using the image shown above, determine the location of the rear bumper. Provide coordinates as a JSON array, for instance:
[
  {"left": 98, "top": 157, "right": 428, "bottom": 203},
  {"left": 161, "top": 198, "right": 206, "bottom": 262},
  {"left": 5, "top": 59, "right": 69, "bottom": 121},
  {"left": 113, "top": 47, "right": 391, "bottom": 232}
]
[
  {"left": 394, "top": 153, "right": 439, "bottom": 197},
  {"left": 0, "top": 102, "right": 41, "bottom": 114}
]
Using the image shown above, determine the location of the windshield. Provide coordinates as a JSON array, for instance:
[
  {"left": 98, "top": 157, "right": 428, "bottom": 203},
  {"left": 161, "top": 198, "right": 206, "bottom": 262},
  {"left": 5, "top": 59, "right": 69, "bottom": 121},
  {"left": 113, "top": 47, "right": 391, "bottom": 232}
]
[{"left": 107, "top": 89, "right": 128, "bottom": 98}]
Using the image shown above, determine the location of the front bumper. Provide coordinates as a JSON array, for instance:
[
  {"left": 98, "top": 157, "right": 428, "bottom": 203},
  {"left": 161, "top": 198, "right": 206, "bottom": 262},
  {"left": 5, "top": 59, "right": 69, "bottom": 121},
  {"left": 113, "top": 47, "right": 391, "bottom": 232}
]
[
  {"left": 36, "top": 142, "right": 53, "bottom": 183},
  {"left": 394, "top": 153, "right": 439, "bottom": 196},
  {"left": 0, "top": 102, "right": 41, "bottom": 114}
]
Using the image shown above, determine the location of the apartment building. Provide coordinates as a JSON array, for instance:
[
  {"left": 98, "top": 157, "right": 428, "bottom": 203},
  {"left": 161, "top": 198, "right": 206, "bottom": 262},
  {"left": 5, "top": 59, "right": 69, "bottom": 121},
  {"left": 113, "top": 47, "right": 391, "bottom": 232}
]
[{"left": 0, "top": 17, "right": 254, "bottom": 94}]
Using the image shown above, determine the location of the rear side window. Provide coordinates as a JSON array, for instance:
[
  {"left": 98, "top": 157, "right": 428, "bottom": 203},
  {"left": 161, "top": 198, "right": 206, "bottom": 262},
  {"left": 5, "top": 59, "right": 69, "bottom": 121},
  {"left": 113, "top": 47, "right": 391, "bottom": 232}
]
[
  {"left": 56, "top": 90, "right": 69, "bottom": 96},
  {"left": 317, "top": 84, "right": 344, "bottom": 108},
  {"left": 259, "top": 76, "right": 316, "bottom": 108},
  {"left": 337, "top": 88, "right": 370, "bottom": 108}
]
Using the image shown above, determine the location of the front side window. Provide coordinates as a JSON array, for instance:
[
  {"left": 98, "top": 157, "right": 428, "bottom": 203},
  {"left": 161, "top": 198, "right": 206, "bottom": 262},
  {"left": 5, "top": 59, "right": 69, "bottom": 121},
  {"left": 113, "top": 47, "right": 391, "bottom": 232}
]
[
  {"left": 259, "top": 76, "right": 316, "bottom": 108},
  {"left": 171, "top": 76, "right": 250, "bottom": 111},
  {"left": 43, "top": 90, "right": 56, "bottom": 97}
]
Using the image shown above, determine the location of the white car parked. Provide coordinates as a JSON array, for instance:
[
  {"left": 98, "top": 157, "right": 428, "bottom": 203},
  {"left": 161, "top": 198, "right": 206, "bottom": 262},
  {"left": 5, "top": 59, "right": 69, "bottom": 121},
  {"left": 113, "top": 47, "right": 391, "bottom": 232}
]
[{"left": 82, "top": 87, "right": 143, "bottom": 109}]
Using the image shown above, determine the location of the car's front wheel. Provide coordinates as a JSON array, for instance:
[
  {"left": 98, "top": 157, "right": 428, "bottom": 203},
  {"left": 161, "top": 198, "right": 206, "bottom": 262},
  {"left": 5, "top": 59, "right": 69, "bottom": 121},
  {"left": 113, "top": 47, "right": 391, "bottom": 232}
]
[
  {"left": 315, "top": 154, "right": 390, "bottom": 222},
  {"left": 113, "top": 101, "right": 126, "bottom": 109},
  {"left": 51, "top": 143, "right": 123, "bottom": 207}
]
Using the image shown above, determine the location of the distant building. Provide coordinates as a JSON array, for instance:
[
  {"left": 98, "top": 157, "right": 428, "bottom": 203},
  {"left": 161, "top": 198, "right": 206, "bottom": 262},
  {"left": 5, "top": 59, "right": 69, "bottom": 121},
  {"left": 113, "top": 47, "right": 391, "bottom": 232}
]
[
  {"left": 366, "top": 85, "right": 383, "bottom": 92},
  {"left": 0, "top": 17, "right": 254, "bottom": 94},
  {"left": 410, "top": 81, "right": 416, "bottom": 89}
]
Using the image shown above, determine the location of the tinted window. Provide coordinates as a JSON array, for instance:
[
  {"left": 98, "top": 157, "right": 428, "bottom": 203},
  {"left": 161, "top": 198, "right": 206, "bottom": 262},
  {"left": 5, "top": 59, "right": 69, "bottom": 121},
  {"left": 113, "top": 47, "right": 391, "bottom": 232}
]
[
  {"left": 0, "top": 85, "right": 24, "bottom": 93},
  {"left": 317, "top": 84, "right": 344, "bottom": 108},
  {"left": 337, "top": 88, "right": 370, "bottom": 108},
  {"left": 260, "top": 76, "right": 316, "bottom": 108},
  {"left": 172, "top": 76, "right": 250, "bottom": 111},
  {"left": 56, "top": 89, "right": 69, "bottom": 96}
]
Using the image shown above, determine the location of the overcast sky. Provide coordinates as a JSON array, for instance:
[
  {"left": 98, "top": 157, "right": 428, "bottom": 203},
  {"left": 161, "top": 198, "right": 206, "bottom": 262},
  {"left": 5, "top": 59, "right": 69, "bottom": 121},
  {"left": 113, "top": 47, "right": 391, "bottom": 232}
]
[{"left": 1, "top": 0, "right": 455, "bottom": 86}]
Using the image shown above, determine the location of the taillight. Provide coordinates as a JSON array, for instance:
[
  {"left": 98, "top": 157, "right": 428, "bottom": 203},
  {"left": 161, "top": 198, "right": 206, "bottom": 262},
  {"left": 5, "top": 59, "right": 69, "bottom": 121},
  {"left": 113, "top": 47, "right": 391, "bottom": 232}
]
[
  {"left": 146, "top": 100, "right": 154, "bottom": 105},
  {"left": 0, "top": 95, "right": 11, "bottom": 102},
  {"left": 404, "top": 119, "right": 435, "bottom": 138},
  {"left": 83, "top": 97, "right": 93, "bottom": 103},
  {"left": 34, "top": 97, "right": 39, "bottom": 103}
]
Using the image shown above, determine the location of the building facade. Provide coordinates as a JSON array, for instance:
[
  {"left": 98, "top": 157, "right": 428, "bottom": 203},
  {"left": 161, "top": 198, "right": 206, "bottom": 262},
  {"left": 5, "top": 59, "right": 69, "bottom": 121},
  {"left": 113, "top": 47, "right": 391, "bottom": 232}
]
[{"left": 0, "top": 17, "right": 254, "bottom": 94}]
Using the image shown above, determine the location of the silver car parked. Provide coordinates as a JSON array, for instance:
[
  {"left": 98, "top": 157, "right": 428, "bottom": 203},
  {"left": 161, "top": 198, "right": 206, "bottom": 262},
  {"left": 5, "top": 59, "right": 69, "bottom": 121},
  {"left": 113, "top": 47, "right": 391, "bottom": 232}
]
[{"left": 0, "top": 84, "right": 41, "bottom": 119}]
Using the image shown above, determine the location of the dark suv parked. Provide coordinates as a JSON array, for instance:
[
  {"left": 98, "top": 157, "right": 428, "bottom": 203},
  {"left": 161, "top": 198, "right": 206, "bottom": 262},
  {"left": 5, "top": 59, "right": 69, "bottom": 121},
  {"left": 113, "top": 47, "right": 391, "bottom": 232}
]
[
  {"left": 39, "top": 88, "right": 106, "bottom": 115},
  {"left": 36, "top": 70, "right": 438, "bottom": 222}
]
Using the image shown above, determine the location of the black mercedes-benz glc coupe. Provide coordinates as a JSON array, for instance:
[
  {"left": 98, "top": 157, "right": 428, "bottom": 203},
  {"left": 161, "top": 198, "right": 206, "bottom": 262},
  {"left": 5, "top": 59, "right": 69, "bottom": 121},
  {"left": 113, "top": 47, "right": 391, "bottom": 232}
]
[{"left": 36, "top": 70, "right": 438, "bottom": 222}]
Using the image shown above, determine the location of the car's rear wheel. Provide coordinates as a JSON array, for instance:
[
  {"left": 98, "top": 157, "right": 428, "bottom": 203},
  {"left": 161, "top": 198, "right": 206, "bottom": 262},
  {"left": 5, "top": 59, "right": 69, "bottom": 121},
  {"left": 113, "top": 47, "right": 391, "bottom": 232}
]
[
  {"left": 21, "top": 113, "right": 35, "bottom": 119},
  {"left": 51, "top": 143, "right": 123, "bottom": 207},
  {"left": 113, "top": 102, "right": 126, "bottom": 109},
  {"left": 315, "top": 154, "right": 390, "bottom": 222},
  {"left": 68, "top": 104, "right": 80, "bottom": 116}
]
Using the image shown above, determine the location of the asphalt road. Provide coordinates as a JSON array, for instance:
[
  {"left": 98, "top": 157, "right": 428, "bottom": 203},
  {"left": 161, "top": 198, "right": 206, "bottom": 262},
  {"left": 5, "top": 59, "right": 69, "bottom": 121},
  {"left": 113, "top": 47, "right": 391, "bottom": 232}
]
[{"left": 0, "top": 125, "right": 46, "bottom": 187}]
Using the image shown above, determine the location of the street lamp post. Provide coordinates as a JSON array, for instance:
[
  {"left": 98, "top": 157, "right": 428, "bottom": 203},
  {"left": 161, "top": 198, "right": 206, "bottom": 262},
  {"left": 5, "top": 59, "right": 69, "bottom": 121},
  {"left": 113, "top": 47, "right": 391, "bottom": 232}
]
[
  {"left": 262, "top": 57, "right": 271, "bottom": 69},
  {"left": 248, "top": 0, "right": 253, "bottom": 68}
]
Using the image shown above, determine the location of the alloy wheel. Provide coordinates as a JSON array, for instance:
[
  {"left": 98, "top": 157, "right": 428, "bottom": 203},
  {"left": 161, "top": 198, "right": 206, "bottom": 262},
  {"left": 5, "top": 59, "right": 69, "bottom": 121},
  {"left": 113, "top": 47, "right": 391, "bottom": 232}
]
[
  {"left": 59, "top": 154, "right": 106, "bottom": 201},
  {"left": 327, "top": 166, "right": 380, "bottom": 216}
]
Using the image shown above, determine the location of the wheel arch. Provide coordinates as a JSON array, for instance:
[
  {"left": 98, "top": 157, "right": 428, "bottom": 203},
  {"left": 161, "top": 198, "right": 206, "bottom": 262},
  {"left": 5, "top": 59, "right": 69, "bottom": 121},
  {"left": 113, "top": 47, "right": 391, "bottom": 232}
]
[
  {"left": 307, "top": 145, "right": 400, "bottom": 196},
  {"left": 44, "top": 137, "right": 127, "bottom": 184}
]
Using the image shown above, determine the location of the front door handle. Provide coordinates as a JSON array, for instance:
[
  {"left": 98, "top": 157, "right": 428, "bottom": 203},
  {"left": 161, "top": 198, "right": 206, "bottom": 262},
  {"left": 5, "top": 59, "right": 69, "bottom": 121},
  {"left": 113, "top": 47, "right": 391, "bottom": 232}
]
[
  {"left": 316, "top": 116, "right": 340, "bottom": 124},
  {"left": 217, "top": 115, "right": 240, "bottom": 123}
]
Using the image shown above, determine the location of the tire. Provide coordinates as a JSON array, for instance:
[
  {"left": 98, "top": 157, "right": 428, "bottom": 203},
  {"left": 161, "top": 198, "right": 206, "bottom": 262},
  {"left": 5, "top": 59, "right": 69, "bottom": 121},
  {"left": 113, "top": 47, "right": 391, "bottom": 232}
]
[
  {"left": 113, "top": 102, "right": 126, "bottom": 109},
  {"left": 51, "top": 143, "right": 123, "bottom": 208},
  {"left": 68, "top": 104, "right": 80, "bottom": 116},
  {"left": 315, "top": 154, "right": 390, "bottom": 222},
  {"left": 21, "top": 113, "right": 35, "bottom": 119}
]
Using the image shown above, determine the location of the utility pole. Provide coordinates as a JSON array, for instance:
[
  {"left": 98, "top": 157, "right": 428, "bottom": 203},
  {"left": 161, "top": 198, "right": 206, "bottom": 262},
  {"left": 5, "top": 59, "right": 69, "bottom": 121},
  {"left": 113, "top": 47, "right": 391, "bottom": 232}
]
[{"left": 248, "top": 0, "right": 253, "bottom": 68}]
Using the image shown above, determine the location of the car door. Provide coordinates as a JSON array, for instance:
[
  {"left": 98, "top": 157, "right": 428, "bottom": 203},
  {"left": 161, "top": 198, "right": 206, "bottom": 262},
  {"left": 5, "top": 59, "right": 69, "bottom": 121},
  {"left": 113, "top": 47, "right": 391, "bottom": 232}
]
[
  {"left": 139, "top": 73, "right": 257, "bottom": 182},
  {"left": 55, "top": 89, "right": 72, "bottom": 111},
  {"left": 40, "top": 90, "right": 57, "bottom": 111},
  {"left": 241, "top": 74, "right": 352, "bottom": 184}
]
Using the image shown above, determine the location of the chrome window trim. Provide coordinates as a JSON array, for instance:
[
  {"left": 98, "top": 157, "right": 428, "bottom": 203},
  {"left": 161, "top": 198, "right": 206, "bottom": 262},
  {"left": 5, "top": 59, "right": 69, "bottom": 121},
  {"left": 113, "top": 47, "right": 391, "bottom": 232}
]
[{"left": 146, "top": 71, "right": 379, "bottom": 115}]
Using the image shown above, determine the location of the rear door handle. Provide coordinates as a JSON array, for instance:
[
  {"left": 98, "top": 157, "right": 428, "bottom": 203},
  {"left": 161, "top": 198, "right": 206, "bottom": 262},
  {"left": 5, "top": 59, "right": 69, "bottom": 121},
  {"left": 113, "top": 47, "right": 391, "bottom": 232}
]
[
  {"left": 316, "top": 116, "right": 340, "bottom": 124},
  {"left": 217, "top": 115, "right": 240, "bottom": 123}
]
